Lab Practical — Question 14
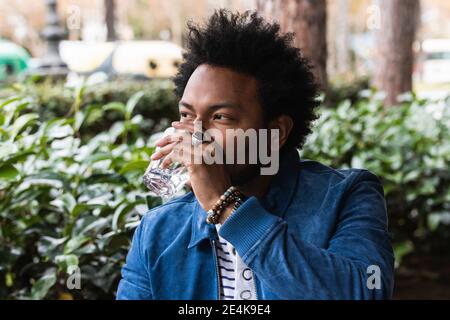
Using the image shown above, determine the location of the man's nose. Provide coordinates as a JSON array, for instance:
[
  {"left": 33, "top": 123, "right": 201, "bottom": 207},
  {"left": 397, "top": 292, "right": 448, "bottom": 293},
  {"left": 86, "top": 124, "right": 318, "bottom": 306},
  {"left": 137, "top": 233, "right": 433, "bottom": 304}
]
[{"left": 193, "top": 119, "right": 208, "bottom": 131}]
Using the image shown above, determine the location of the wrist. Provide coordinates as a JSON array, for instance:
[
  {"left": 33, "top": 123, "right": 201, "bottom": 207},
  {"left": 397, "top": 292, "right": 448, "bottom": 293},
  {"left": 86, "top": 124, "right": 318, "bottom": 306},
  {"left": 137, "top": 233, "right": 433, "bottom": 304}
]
[
  {"left": 206, "top": 185, "right": 231, "bottom": 210},
  {"left": 206, "top": 186, "right": 246, "bottom": 225}
]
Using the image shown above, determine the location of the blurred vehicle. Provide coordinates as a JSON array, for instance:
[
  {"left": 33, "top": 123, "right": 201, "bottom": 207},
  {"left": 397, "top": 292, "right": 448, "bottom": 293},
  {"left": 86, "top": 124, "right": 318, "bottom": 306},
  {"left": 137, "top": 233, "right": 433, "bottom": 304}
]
[
  {"left": 418, "top": 39, "right": 450, "bottom": 84},
  {"left": 60, "top": 40, "right": 183, "bottom": 79},
  {"left": 0, "top": 39, "right": 30, "bottom": 81}
]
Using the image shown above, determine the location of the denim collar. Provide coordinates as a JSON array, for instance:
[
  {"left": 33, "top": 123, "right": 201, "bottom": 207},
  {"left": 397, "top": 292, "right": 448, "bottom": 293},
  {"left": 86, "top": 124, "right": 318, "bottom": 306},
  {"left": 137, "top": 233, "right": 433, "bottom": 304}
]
[{"left": 188, "top": 149, "right": 301, "bottom": 249}]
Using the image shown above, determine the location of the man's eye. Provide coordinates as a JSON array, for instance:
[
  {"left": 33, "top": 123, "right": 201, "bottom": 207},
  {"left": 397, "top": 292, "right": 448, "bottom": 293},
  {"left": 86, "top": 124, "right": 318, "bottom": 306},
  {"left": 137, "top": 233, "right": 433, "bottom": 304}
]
[
  {"left": 180, "top": 112, "right": 194, "bottom": 119},
  {"left": 213, "top": 114, "right": 232, "bottom": 121}
]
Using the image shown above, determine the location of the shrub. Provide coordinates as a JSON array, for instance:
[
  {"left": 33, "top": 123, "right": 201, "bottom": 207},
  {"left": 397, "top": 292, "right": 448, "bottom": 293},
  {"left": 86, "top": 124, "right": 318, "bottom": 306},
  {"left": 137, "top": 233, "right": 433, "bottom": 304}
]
[
  {"left": 326, "top": 76, "right": 370, "bottom": 107},
  {"left": 0, "top": 93, "right": 162, "bottom": 299},
  {"left": 0, "top": 78, "right": 179, "bottom": 141},
  {"left": 302, "top": 91, "right": 450, "bottom": 262}
]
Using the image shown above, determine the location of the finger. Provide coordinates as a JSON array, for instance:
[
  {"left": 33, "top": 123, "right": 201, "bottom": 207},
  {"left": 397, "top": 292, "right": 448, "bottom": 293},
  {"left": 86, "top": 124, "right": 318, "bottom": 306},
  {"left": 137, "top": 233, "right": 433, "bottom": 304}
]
[
  {"left": 160, "top": 146, "right": 187, "bottom": 169},
  {"left": 168, "top": 140, "right": 195, "bottom": 168},
  {"left": 160, "top": 151, "right": 175, "bottom": 169},
  {"left": 172, "top": 121, "right": 196, "bottom": 134},
  {"left": 155, "top": 132, "right": 184, "bottom": 147},
  {"left": 177, "top": 140, "right": 195, "bottom": 165},
  {"left": 174, "top": 121, "right": 215, "bottom": 143},
  {"left": 151, "top": 141, "right": 178, "bottom": 160}
]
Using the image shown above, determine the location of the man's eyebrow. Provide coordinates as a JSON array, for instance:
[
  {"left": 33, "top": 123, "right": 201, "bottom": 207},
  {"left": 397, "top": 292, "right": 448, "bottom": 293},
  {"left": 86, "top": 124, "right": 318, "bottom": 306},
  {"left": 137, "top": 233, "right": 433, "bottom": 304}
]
[
  {"left": 179, "top": 101, "right": 242, "bottom": 111},
  {"left": 179, "top": 101, "right": 194, "bottom": 110}
]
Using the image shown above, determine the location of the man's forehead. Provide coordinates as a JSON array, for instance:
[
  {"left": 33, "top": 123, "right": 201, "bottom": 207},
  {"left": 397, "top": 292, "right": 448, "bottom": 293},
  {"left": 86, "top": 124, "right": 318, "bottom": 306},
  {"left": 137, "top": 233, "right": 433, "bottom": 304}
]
[{"left": 182, "top": 64, "right": 258, "bottom": 105}]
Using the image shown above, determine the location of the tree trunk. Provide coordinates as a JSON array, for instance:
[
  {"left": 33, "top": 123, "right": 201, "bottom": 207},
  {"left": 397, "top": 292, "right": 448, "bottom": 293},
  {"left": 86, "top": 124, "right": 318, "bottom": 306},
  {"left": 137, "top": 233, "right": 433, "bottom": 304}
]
[
  {"left": 105, "top": 0, "right": 117, "bottom": 41},
  {"left": 256, "top": 0, "right": 328, "bottom": 92},
  {"left": 335, "top": 0, "right": 350, "bottom": 74},
  {"left": 161, "top": 0, "right": 183, "bottom": 45},
  {"left": 374, "top": 0, "right": 421, "bottom": 107}
]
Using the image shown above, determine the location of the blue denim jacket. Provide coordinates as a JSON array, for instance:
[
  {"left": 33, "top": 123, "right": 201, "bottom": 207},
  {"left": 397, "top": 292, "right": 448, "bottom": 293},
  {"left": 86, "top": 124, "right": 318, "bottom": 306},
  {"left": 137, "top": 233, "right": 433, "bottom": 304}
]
[{"left": 116, "top": 149, "right": 394, "bottom": 300}]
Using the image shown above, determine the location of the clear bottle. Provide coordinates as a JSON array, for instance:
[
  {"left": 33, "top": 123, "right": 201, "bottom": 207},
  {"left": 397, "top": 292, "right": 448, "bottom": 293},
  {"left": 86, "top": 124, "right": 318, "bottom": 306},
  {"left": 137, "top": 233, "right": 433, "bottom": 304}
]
[{"left": 142, "top": 127, "right": 190, "bottom": 199}]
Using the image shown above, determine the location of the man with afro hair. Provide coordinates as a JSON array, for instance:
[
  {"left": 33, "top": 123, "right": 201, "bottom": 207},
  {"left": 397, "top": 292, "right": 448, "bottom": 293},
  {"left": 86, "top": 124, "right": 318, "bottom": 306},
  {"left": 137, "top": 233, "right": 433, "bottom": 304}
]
[{"left": 117, "top": 9, "right": 394, "bottom": 300}]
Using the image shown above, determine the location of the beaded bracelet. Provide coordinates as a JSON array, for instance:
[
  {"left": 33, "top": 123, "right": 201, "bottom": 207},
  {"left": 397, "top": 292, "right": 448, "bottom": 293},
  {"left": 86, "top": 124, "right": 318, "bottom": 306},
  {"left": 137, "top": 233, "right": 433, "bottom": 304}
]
[{"left": 206, "top": 186, "right": 245, "bottom": 224}]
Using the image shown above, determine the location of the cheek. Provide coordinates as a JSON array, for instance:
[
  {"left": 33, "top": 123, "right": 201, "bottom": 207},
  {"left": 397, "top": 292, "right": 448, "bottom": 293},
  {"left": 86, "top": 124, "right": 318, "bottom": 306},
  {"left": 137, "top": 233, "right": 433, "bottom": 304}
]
[
  {"left": 212, "top": 131, "right": 226, "bottom": 150},
  {"left": 204, "top": 128, "right": 226, "bottom": 151},
  {"left": 240, "top": 112, "right": 266, "bottom": 132}
]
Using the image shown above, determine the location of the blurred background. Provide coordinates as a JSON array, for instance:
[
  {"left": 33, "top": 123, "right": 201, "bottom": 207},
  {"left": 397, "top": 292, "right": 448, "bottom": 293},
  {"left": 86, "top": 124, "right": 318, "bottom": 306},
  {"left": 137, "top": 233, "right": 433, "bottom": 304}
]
[{"left": 0, "top": 0, "right": 449, "bottom": 299}]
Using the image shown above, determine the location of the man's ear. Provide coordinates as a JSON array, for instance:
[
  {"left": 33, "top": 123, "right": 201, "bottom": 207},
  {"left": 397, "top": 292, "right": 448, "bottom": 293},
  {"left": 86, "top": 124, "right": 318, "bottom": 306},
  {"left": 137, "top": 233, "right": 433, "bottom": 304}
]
[{"left": 269, "top": 114, "right": 293, "bottom": 149}]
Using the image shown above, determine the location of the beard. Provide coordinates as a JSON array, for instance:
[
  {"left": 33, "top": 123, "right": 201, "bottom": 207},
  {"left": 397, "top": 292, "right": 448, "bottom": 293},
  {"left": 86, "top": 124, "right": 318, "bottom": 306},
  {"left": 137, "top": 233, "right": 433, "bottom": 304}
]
[{"left": 227, "top": 163, "right": 262, "bottom": 187}]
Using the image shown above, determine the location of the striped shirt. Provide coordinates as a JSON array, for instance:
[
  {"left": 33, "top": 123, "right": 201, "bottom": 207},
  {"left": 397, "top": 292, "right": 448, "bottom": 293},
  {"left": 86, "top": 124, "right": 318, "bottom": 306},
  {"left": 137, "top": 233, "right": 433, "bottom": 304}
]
[{"left": 214, "top": 224, "right": 257, "bottom": 300}]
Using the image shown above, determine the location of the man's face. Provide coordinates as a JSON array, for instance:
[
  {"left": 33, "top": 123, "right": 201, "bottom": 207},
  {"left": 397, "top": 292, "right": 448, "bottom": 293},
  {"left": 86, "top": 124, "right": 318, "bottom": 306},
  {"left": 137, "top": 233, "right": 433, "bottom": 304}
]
[{"left": 178, "top": 63, "right": 266, "bottom": 184}]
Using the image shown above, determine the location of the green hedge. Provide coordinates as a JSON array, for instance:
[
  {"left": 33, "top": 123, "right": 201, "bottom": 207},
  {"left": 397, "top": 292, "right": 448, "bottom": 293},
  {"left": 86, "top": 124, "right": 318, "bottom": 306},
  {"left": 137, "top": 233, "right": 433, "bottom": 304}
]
[
  {"left": 0, "top": 82, "right": 171, "bottom": 299},
  {"left": 0, "top": 79, "right": 179, "bottom": 299},
  {"left": 0, "top": 78, "right": 179, "bottom": 141},
  {"left": 301, "top": 91, "right": 450, "bottom": 263}
]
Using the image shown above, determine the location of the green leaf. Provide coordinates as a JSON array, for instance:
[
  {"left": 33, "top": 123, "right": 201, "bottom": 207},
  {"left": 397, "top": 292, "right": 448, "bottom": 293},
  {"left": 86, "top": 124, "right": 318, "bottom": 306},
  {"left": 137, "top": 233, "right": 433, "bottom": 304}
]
[
  {"left": 393, "top": 241, "right": 414, "bottom": 268},
  {"left": 125, "top": 91, "right": 145, "bottom": 120},
  {"left": 2, "top": 150, "right": 35, "bottom": 165},
  {"left": 108, "top": 121, "right": 125, "bottom": 142},
  {"left": 103, "top": 102, "right": 125, "bottom": 114},
  {"left": 112, "top": 202, "right": 135, "bottom": 231},
  {"left": 19, "top": 172, "right": 69, "bottom": 191},
  {"left": 428, "top": 212, "right": 450, "bottom": 232},
  {"left": 146, "top": 195, "right": 160, "bottom": 209},
  {"left": 2, "top": 101, "right": 30, "bottom": 127},
  {"left": 5, "top": 272, "right": 14, "bottom": 287},
  {"left": 31, "top": 273, "right": 56, "bottom": 300},
  {"left": 74, "top": 105, "right": 103, "bottom": 131},
  {"left": 62, "top": 193, "right": 77, "bottom": 215},
  {"left": 37, "top": 236, "right": 68, "bottom": 256},
  {"left": 71, "top": 203, "right": 101, "bottom": 219},
  {"left": 0, "top": 141, "right": 18, "bottom": 160},
  {"left": 0, "top": 164, "right": 20, "bottom": 181},
  {"left": 41, "top": 118, "right": 74, "bottom": 140},
  {"left": 0, "top": 96, "right": 22, "bottom": 109},
  {"left": 80, "top": 217, "right": 110, "bottom": 235},
  {"left": 51, "top": 193, "right": 76, "bottom": 215},
  {"left": 64, "top": 235, "right": 91, "bottom": 255},
  {"left": 55, "top": 254, "right": 79, "bottom": 274},
  {"left": 11, "top": 113, "right": 39, "bottom": 140},
  {"left": 119, "top": 160, "right": 148, "bottom": 175},
  {"left": 85, "top": 152, "right": 111, "bottom": 165},
  {"left": 83, "top": 173, "right": 127, "bottom": 185},
  {"left": 84, "top": 107, "right": 104, "bottom": 126}
]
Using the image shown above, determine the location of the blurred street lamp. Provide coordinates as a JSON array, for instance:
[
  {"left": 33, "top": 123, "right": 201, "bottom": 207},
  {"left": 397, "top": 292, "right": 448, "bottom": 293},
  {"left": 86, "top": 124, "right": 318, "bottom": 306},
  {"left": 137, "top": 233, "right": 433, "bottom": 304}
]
[{"left": 33, "top": 0, "right": 69, "bottom": 77}]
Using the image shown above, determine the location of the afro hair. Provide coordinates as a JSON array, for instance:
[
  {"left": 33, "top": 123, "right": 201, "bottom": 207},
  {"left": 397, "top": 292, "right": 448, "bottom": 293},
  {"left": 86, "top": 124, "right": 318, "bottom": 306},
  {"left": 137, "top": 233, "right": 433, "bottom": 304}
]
[{"left": 173, "top": 9, "right": 321, "bottom": 150}]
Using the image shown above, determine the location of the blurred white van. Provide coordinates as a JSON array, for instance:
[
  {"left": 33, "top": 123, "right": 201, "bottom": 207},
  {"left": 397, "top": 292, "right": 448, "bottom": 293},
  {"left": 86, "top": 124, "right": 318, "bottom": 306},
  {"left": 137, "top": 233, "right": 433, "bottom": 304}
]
[{"left": 60, "top": 40, "right": 183, "bottom": 79}]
